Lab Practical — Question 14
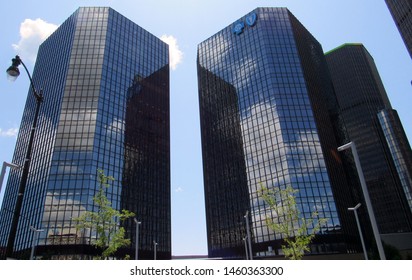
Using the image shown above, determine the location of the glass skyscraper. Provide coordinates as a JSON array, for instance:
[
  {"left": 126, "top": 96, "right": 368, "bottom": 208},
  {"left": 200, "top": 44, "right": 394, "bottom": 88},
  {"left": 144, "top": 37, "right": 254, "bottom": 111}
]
[
  {"left": 0, "top": 7, "right": 170, "bottom": 259},
  {"left": 385, "top": 0, "right": 412, "bottom": 58},
  {"left": 326, "top": 43, "right": 412, "bottom": 234},
  {"left": 378, "top": 109, "right": 412, "bottom": 210},
  {"left": 198, "top": 8, "right": 359, "bottom": 259}
]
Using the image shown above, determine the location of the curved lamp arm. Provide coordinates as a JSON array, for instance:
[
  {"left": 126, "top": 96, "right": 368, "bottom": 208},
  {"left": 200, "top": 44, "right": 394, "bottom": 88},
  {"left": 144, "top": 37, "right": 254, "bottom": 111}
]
[{"left": 6, "top": 55, "right": 43, "bottom": 102}]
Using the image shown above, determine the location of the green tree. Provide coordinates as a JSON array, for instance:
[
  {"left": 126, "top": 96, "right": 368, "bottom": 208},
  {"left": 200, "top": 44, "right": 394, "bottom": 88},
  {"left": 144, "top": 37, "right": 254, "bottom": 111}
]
[
  {"left": 73, "top": 169, "right": 135, "bottom": 259},
  {"left": 260, "top": 185, "right": 327, "bottom": 260}
]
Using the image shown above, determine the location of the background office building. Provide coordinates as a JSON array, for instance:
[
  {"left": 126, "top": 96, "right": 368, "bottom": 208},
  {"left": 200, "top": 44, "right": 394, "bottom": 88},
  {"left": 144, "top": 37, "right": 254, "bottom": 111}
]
[
  {"left": 0, "top": 7, "right": 171, "bottom": 259},
  {"left": 385, "top": 0, "right": 412, "bottom": 58},
  {"left": 325, "top": 44, "right": 412, "bottom": 235},
  {"left": 198, "top": 7, "right": 359, "bottom": 259}
]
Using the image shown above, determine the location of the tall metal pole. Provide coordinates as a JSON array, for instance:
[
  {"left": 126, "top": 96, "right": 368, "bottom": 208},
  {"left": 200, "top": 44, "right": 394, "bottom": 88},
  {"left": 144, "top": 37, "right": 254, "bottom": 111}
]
[
  {"left": 244, "top": 210, "right": 253, "bottom": 260},
  {"left": 5, "top": 56, "right": 44, "bottom": 259},
  {"left": 338, "top": 142, "right": 386, "bottom": 260},
  {"left": 243, "top": 237, "right": 249, "bottom": 260},
  {"left": 29, "top": 226, "right": 44, "bottom": 260},
  {"left": 153, "top": 241, "right": 158, "bottom": 260},
  {"left": 348, "top": 203, "right": 368, "bottom": 260},
  {"left": 134, "top": 218, "right": 141, "bottom": 260},
  {"left": 0, "top": 162, "right": 20, "bottom": 195}
]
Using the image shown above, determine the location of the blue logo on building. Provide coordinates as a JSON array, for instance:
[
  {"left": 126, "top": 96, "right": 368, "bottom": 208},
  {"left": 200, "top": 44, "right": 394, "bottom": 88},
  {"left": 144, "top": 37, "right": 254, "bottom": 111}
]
[
  {"left": 233, "top": 20, "right": 245, "bottom": 35},
  {"left": 245, "top": 12, "right": 257, "bottom": 27},
  {"left": 233, "top": 12, "right": 258, "bottom": 35}
]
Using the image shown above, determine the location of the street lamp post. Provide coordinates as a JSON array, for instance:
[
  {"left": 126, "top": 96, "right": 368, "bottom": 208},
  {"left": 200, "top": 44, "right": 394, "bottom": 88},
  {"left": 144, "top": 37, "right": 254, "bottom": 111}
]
[
  {"left": 153, "top": 241, "right": 158, "bottom": 260},
  {"left": 243, "top": 236, "right": 249, "bottom": 260},
  {"left": 0, "top": 162, "right": 21, "bottom": 195},
  {"left": 133, "top": 218, "right": 141, "bottom": 260},
  {"left": 29, "top": 226, "right": 44, "bottom": 260},
  {"left": 348, "top": 203, "right": 368, "bottom": 260},
  {"left": 338, "top": 141, "right": 386, "bottom": 260},
  {"left": 244, "top": 210, "right": 253, "bottom": 260},
  {"left": 5, "top": 55, "right": 44, "bottom": 259}
]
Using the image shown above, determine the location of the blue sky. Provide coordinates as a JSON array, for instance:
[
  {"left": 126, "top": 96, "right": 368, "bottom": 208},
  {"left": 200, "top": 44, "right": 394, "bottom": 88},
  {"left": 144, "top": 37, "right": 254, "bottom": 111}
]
[{"left": 0, "top": 0, "right": 411, "bottom": 256}]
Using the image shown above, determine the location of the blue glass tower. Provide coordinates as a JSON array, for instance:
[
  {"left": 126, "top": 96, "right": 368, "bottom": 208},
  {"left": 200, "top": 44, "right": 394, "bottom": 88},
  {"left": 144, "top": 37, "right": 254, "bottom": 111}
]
[
  {"left": 0, "top": 7, "right": 170, "bottom": 259},
  {"left": 198, "top": 8, "right": 358, "bottom": 259}
]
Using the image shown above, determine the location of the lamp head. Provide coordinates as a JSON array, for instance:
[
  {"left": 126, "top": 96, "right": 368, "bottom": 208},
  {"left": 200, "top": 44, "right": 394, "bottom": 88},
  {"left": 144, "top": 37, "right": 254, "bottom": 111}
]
[
  {"left": 348, "top": 203, "right": 362, "bottom": 211},
  {"left": 337, "top": 142, "right": 353, "bottom": 152},
  {"left": 6, "top": 56, "right": 22, "bottom": 82}
]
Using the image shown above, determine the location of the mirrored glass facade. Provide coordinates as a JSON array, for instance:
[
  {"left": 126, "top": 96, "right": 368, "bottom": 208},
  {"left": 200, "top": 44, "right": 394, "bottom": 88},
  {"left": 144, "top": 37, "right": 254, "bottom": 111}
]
[
  {"left": 385, "top": 0, "right": 412, "bottom": 58},
  {"left": 0, "top": 7, "right": 170, "bottom": 259},
  {"left": 378, "top": 109, "right": 412, "bottom": 212},
  {"left": 198, "top": 8, "right": 358, "bottom": 259},
  {"left": 326, "top": 44, "right": 412, "bottom": 234}
]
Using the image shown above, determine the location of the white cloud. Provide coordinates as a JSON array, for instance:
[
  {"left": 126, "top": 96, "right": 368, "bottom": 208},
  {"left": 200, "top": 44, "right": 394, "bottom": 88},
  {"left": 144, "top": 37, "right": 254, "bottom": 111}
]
[
  {"left": 175, "top": 187, "right": 184, "bottom": 193},
  {"left": 12, "top": 18, "right": 58, "bottom": 63},
  {"left": 0, "top": 128, "right": 19, "bottom": 138},
  {"left": 160, "top": 35, "right": 183, "bottom": 70}
]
